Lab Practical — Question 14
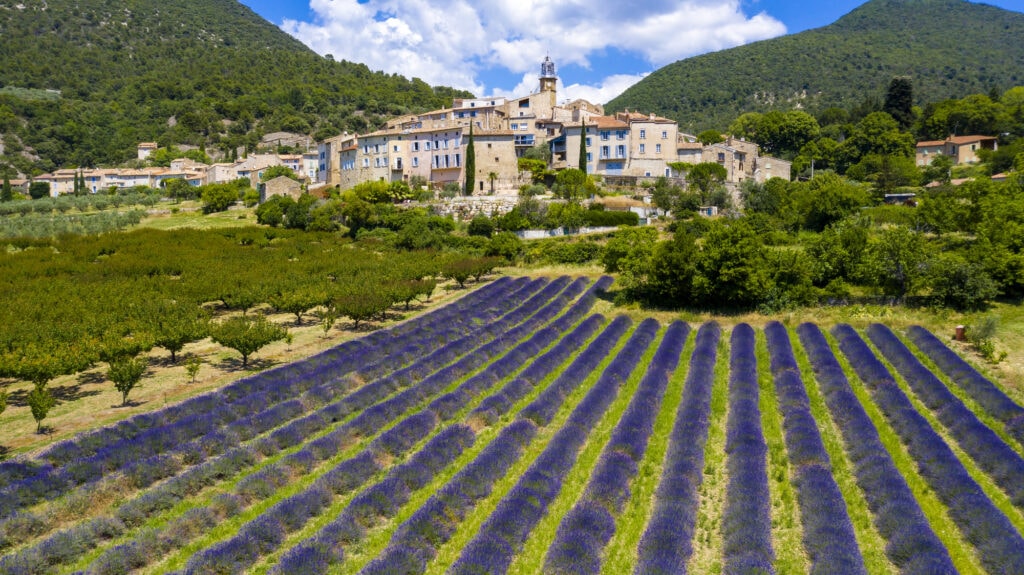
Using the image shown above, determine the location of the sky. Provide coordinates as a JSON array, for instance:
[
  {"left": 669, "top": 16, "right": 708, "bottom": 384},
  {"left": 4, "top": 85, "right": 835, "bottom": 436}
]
[{"left": 239, "top": 0, "right": 1024, "bottom": 105}]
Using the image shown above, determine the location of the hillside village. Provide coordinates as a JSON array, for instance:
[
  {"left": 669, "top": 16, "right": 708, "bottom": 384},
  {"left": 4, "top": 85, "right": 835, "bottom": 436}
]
[
  {"left": 23, "top": 58, "right": 792, "bottom": 202},
  {"left": 317, "top": 57, "right": 792, "bottom": 195}
]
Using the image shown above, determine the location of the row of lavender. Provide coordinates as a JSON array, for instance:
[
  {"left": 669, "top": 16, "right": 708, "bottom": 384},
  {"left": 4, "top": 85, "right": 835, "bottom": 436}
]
[
  {"left": 0, "top": 277, "right": 549, "bottom": 564},
  {"left": 1, "top": 276, "right": 603, "bottom": 574},
  {"left": 7, "top": 308, "right": 1022, "bottom": 574},
  {"left": 354, "top": 314, "right": 635, "bottom": 574},
  {"left": 833, "top": 325, "right": 1024, "bottom": 574},
  {"left": 0, "top": 275, "right": 537, "bottom": 513},
  {"left": 173, "top": 276, "right": 611, "bottom": 575}
]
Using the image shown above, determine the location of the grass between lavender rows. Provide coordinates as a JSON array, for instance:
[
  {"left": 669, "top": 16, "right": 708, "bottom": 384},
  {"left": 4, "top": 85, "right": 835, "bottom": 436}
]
[
  {"left": 315, "top": 312, "right": 605, "bottom": 575},
  {"left": 422, "top": 324, "right": 635, "bottom": 575},
  {"left": 505, "top": 325, "right": 664, "bottom": 574},
  {"left": 148, "top": 283, "right": 588, "bottom": 574},
  {"left": 859, "top": 333, "right": 1024, "bottom": 534},
  {"left": 599, "top": 328, "right": 696, "bottom": 574},
  {"left": 787, "top": 329, "right": 894, "bottom": 575},
  {"left": 685, "top": 333, "right": 730, "bottom": 574},
  {"left": 753, "top": 331, "right": 809, "bottom": 574},
  {"left": 823, "top": 330, "right": 986, "bottom": 575}
]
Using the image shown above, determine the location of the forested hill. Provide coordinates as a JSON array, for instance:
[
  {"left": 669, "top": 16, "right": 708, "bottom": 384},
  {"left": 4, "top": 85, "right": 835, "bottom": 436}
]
[
  {"left": 0, "top": 0, "right": 471, "bottom": 173},
  {"left": 606, "top": 0, "right": 1024, "bottom": 131}
]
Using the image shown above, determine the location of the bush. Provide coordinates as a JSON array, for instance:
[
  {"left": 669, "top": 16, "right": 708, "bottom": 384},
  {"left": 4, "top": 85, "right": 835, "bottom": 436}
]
[{"left": 467, "top": 215, "right": 494, "bottom": 237}]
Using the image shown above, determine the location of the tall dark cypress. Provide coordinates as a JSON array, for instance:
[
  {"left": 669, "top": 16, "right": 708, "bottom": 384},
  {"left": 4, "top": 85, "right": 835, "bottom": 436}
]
[
  {"left": 1, "top": 173, "right": 12, "bottom": 202},
  {"left": 883, "top": 77, "right": 914, "bottom": 129},
  {"left": 464, "top": 123, "right": 476, "bottom": 196},
  {"left": 579, "top": 119, "right": 588, "bottom": 174}
]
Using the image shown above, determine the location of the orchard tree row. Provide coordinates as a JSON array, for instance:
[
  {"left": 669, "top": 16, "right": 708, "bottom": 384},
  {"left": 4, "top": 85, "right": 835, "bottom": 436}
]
[{"left": 0, "top": 227, "right": 500, "bottom": 434}]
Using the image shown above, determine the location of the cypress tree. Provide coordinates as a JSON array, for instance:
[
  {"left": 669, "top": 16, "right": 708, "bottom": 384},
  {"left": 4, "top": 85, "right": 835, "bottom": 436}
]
[
  {"left": 883, "top": 77, "right": 914, "bottom": 129},
  {"left": 1, "top": 172, "right": 12, "bottom": 202},
  {"left": 579, "top": 119, "right": 588, "bottom": 174},
  {"left": 464, "top": 123, "right": 476, "bottom": 196}
]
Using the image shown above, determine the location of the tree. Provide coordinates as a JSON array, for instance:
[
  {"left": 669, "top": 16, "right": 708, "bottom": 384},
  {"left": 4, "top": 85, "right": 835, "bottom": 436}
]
[
  {"left": 691, "top": 220, "right": 772, "bottom": 308},
  {"left": 255, "top": 196, "right": 285, "bottom": 226},
  {"left": 883, "top": 77, "right": 914, "bottom": 129},
  {"left": 518, "top": 158, "right": 548, "bottom": 184},
  {"left": 185, "top": 356, "right": 202, "bottom": 384},
  {"left": 863, "top": 226, "right": 927, "bottom": 299},
  {"left": 697, "top": 130, "right": 724, "bottom": 145},
  {"left": 27, "top": 384, "right": 56, "bottom": 434},
  {"left": 555, "top": 168, "right": 587, "bottom": 201},
  {"left": 260, "top": 165, "right": 300, "bottom": 182},
  {"left": 685, "top": 162, "right": 728, "bottom": 205},
  {"left": 1, "top": 172, "right": 12, "bottom": 202},
  {"left": 201, "top": 184, "right": 239, "bottom": 213},
  {"left": 164, "top": 178, "right": 196, "bottom": 202},
  {"left": 331, "top": 290, "right": 392, "bottom": 329},
  {"left": 150, "top": 303, "right": 209, "bottom": 363},
  {"left": 579, "top": 119, "right": 588, "bottom": 174},
  {"left": 928, "top": 252, "right": 998, "bottom": 311},
  {"left": 29, "top": 181, "right": 50, "bottom": 199},
  {"left": 464, "top": 124, "right": 476, "bottom": 196},
  {"left": 269, "top": 287, "right": 325, "bottom": 325},
  {"left": 108, "top": 355, "right": 147, "bottom": 406},
  {"left": 795, "top": 173, "right": 871, "bottom": 232},
  {"left": 210, "top": 315, "right": 287, "bottom": 367},
  {"left": 488, "top": 171, "right": 498, "bottom": 195},
  {"left": 603, "top": 226, "right": 659, "bottom": 273}
]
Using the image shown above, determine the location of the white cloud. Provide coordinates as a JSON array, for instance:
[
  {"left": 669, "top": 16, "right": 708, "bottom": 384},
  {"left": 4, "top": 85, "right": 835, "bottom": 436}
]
[
  {"left": 282, "top": 0, "right": 785, "bottom": 97},
  {"left": 562, "top": 73, "right": 650, "bottom": 106}
]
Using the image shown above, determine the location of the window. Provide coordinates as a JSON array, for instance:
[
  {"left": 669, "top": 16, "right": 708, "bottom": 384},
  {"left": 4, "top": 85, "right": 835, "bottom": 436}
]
[
  {"left": 519, "top": 100, "right": 530, "bottom": 108},
  {"left": 601, "top": 146, "right": 610, "bottom": 159},
  {"left": 665, "top": 168, "right": 671, "bottom": 177},
  {"left": 645, "top": 171, "right": 651, "bottom": 177},
  {"left": 656, "top": 144, "right": 662, "bottom": 154},
  {"left": 718, "top": 152, "right": 725, "bottom": 163},
  {"left": 586, "top": 152, "right": 592, "bottom": 162},
  {"left": 639, "top": 129, "right": 646, "bottom": 139},
  {"left": 585, "top": 137, "right": 591, "bottom": 147},
  {"left": 601, "top": 131, "right": 610, "bottom": 141},
  {"left": 412, "top": 157, "right": 419, "bottom": 167},
  {"left": 617, "top": 145, "right": 625, "bottom": 157},
  {"left": 617, "top": 130, "right": 626, "bottom": 140},
  {"left": 413, "top": 142, "right": 420, "bottom": 152},
  {"left": 425, "top": 141, "right": 431, "bottom": 151},
  {"left": 362, "top": 158, "right": 369, "bottom": 167},
  {"left": 455, "top": 153, "right": 461, "bottom": 167},
  {"left": 511, "top": 123, "right": 518, "bottom": 130},
  {"left": 639, "top": 144, "right": 646, "bottom": 154},
  {"left": 662, "top": 131, "right": 668, "bottom": 139},
  {"left": 393, "top": 145, "right": 400, "bottom": 152}
]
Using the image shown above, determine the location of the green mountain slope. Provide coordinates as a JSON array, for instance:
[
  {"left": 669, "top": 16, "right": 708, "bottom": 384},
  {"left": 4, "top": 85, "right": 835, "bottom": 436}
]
[
  {"left": 0, "top": 0, "right": 470, "bottom": 172},
  {"left": 607, "top": 0, "right": 1024, "bottom": 131}
]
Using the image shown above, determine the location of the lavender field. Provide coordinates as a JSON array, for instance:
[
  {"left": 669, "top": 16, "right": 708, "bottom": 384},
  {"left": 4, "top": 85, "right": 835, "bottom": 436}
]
[{"left": 1, "top": 276, "right": 1022, "bottom": 575}]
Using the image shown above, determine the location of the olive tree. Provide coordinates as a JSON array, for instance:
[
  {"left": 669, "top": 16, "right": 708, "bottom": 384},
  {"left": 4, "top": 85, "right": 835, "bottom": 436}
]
[{"left": 211, "top": 315, "right": 287, "bottom": 367}]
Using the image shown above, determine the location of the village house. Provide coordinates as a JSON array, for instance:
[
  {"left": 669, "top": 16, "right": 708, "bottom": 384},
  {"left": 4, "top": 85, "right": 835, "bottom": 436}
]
[{"left": 916, "top": 135, "right": 998, "bottom": 166}]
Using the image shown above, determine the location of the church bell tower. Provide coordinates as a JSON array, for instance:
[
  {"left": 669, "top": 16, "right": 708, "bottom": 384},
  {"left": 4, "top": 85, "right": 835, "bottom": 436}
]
[{"left": 539, "top": 55, "right": 557, "bottom": 94}]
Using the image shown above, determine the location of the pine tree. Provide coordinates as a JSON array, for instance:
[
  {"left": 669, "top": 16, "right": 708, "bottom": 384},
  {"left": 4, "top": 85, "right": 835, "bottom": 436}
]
[
  {"left": 579, "top": 119, "right": 588, "bottom": 174},
  {"left": 463, "top": 123, "right": 476, "bottom": 196}
]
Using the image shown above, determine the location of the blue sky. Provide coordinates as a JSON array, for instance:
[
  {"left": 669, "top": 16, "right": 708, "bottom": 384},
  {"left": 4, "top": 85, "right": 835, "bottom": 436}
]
[{"left": 239, "top": 0, "right": 1024, "bottom": 104}]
